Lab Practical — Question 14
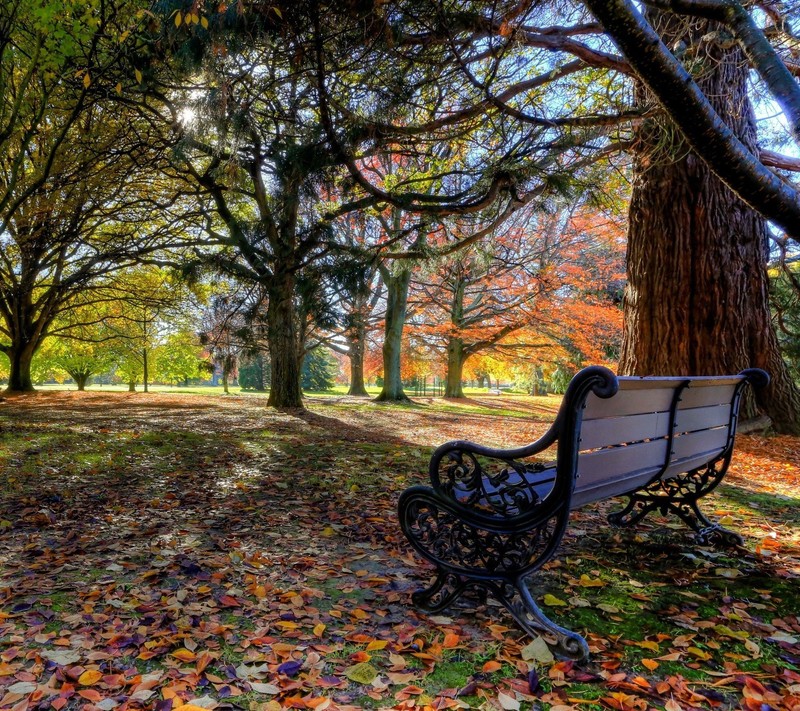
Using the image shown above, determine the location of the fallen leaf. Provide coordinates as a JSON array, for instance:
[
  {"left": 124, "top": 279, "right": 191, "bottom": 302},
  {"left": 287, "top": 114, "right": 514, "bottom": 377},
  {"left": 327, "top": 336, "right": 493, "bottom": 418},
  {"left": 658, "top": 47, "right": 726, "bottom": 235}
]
[
  {"left": 521, "top": 637, "right": 555, "bottom": 664},
  {"left": 543, "top": 594, "right": 567, "bottom": 607},
  {"left": 344, "top": 662, "right": 378, "bottom": 684}
]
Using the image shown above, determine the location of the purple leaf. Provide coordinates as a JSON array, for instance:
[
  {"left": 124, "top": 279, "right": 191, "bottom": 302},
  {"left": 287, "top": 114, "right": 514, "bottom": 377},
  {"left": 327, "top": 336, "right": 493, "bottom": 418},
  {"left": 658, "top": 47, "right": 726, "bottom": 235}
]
[{"left": 277, "top": 660, "right": 302, "bottom": 677}]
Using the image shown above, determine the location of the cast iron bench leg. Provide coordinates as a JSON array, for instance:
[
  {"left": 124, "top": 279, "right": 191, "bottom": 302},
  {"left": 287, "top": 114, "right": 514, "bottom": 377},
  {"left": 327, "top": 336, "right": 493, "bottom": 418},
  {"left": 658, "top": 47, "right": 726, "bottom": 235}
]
[
  {"left": 607, "top": 460, "right": 743, "bottom": 547},
  {"left": 411, "top": 569, "right": 470, "bottom": 612},
  {"left": 496, "top": 577, "right": 590, "bottom": 661}
]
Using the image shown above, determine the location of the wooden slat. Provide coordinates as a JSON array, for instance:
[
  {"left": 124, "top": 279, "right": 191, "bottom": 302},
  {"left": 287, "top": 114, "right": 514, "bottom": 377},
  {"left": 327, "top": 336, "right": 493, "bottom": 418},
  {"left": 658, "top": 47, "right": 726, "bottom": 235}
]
[
  {"left": 672, "top": 426, "right": 730, "bottom": 459},
  {"left": 673, "top": 403, "right": 731, "bottom": 433},
  {"left": 583, "top": 387, "right": 678, "bottom": 420},
  {"left": 579, "top": 411, "right": 670, "bottom": 450},
  {"left": 678, "top": 383, "right": 739, "bottom": 409},
  {"left": 576, "top": 438, "right": 669, "bottom": 488},
  {"left": 571, "top": 468, "right": 663, "bottom": 508}
]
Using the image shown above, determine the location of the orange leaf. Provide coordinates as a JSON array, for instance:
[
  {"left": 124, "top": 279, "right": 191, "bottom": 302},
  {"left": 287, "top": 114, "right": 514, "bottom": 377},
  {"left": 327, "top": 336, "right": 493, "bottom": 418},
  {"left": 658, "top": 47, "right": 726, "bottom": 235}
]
[
  {"left": 78, "top": 689, "right": 102, "bottom": 701},
  {"left": 482, "top": 660, "right": 502, "bottom": 673},
  {"left": 78, "top": 670, "right": 103, "bottom": 686},
  {"left": 642, "top": 659, "right": 659, "bottom": 671},
  {"left": 442, "top": 633, "right": 460, "bottom": 648}
]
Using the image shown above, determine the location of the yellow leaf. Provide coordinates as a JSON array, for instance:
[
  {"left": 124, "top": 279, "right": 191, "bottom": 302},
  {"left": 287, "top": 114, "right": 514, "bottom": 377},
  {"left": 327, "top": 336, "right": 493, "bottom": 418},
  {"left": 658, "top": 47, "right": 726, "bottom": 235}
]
[
  {"left": 713, "top": 624, "right": 749, "bottom": 640},
  {"left": 135, "top": 69, "right": 143, "bottom": 84},
  {"left": 543, "top": 594, "right": 567, "bottom": 607},
  {"left": 343, "top": 662, "right": 378, "bottom": 684},
  {"left": 313, "top": 623, "right": 326, "bottom": 638},
  {"left": 115, "top": 82, "right": 122, "bottom": 94},
  {"left": 271, "top": 6, "right": 283, "bottom": 18},
  {"left": 687, "top": 646, "right": 711, "bottom": 660},
  {"left": 366, "top": 640, "right": 387, "bottom": 651},
  {"left": 191, "top": 13, "right": 199, "bottom": 24},
  {"left": 78, "top": 670, "right": 103, "bottom": 685},
  {"left": 320, "top": 526, "right": 336, "bottom": 537},
  {"left": 201, "top": 16, "right": 209, "bottom": 28},
  {"left": 175, "top": 11, "right": 182, "bottom": 26},
  {"left": 578, "top": 574, "right": 604, "bottom": 587},
  {"left": 171, "top": 648, "right": 197, "bottom": 662},
  {"left": 83, "top": 73, "right": 91, "bottom": 88}
]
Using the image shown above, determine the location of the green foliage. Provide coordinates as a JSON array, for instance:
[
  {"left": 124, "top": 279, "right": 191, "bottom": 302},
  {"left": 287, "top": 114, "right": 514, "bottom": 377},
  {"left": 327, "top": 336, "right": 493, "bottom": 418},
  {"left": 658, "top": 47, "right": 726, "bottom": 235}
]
[
  {"left": 238, "top": 353, "right": 269, "bottom": 391},
  {"left": 153, "top": 331, "right": 204, "bottom": 384},
  {"left": 301, "top": 347, "right": 338, "bottom": 392},
  {"left": 771, "top": 265, "right": 800, "bottom": 383},
  {"left": 548, "top": 360, "right": 576, "bottom": 395}
]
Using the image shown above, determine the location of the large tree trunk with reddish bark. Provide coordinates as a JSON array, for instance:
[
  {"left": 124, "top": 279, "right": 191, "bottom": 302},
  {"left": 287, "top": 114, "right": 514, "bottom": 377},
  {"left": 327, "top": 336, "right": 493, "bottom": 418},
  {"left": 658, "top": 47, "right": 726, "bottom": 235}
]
[{"left": 621, "top": 11, "right": 800, "bottom": 433}]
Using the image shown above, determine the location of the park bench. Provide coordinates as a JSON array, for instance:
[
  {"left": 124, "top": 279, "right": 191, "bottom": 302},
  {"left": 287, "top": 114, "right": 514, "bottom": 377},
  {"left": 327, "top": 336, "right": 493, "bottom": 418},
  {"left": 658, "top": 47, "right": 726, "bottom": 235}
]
[{"left": 398, "top": 366, "right": 769, "bottom": 660}]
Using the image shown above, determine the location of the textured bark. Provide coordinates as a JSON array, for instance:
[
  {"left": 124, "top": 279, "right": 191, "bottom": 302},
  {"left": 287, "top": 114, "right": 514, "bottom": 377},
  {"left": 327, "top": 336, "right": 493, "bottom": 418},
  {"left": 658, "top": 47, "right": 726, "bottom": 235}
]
[
  {"left": 444, "top": 337, "right": 466, "bottom": 398},
  {"left": 375, "top": 269, "right": 411, "bottom": 402},
  {"left": 583, "top": 0, "right": 800, "bottom": 236},
  {"left": 347, "top": 330, "right": 369, "bottom": 396},
  {"left": 72, "top": 372, "right": 90, "bottom": 391},
  {"left": 4, "top": 342, "right": 36, "bottom": 392},
  {"left": 142, "top": 348, "right": 149, "bottom": 394},
  {"left": 267, "top": 270, "right": 303, "bottom": 409},
  {"left": 128, "top": 380, "right": 136, "bottom": 392},
  {"left": 621, "top": 11, "right": 800, "bottom": 433}
]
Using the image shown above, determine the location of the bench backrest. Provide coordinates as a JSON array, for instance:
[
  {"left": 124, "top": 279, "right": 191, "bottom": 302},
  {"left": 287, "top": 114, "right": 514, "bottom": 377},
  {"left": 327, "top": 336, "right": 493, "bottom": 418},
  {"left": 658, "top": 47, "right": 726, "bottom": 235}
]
[{"left": 571, "top": 375, "right": 745, "bottom": 508}]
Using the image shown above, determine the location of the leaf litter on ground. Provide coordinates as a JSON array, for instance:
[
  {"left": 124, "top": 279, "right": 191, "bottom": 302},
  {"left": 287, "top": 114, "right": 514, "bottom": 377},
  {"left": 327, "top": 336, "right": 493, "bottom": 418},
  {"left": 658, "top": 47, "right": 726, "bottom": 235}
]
[{"left": 0, "top": 391, "right": 798, "bottom": 710}]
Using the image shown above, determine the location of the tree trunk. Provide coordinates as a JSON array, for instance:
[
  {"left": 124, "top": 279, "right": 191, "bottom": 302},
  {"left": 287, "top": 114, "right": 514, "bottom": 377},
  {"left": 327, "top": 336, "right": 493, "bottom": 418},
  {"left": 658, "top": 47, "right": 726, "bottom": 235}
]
[
  {"left": 222, "top": 362, "right": 230, "bottom": 394},
  {"left": 347, "top": 332, "right": 369, "bottom": 396},
  {"left": 142, "top": 348, "right": 149, "bottom": 393},
  {"left": 267, "top": 271, "right": 303, "bottom": 409},
  {"left": 621, "top": 11, "right": 800, "bottom": 433},
  {"left": 73, "top": 372, "right": 90, "bottom": 391},
  {"left": 444, "top": 337, "right": 466, "bottom": 398},
  {"left": 346, "top": 308, "right": 369, "bottom": 396},
  {"left": 128, "top": 380, "right": 136, "bottom": 392},
  {"left": 375, "top": 268, "right": 411, "bottom": 402},
  {"left": 4, "top": 342, "right": 36, "bottom": 392}
]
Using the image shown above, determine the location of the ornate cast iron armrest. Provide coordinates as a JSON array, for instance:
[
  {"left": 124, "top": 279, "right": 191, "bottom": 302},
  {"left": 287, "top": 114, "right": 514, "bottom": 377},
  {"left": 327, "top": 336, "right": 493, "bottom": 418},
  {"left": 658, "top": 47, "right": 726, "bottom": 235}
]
[
  {"left": 426, "top": 366, "right": 620, "bottom": 526},
  {"left": 426, "top": 438, "right": 560, "bottom": 527}
]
